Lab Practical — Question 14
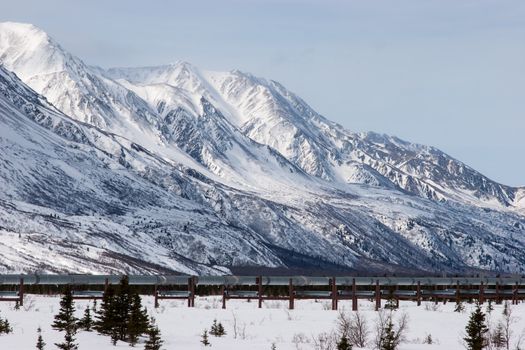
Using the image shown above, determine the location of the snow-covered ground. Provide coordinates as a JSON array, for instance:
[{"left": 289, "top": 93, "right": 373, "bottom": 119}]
[{"left": 1, "top": 295, "right": 524, "bottom": 349}]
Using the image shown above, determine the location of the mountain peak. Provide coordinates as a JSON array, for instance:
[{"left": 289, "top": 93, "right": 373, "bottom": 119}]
[
  {"left": 0, "top": 21, "right": 45, "bottom": 37},
  {"left": 0, "top": 21, "right": 77, "bottom": 81},
  {"left": 106, "top": 60, "right": 204, "bottom": 86}
]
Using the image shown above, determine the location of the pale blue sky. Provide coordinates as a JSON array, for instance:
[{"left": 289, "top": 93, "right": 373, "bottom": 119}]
[{"left": 3, "top": 0, "right": 524, "bottom": 186}]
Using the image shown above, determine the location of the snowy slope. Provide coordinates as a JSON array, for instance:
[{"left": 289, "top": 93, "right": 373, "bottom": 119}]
[
  {"left": 107, "top": 64, "right": 523, "bottom": 209},
  {"left": 0, "top": 22, "right": 159, "bottom": 133},
  {"left": 1, "top": 22, "right": 521, "bottom": 210},
  {"left": 3, "top": 296, "right": 525, "bottom": 350},
  {"left": 0, "top": 65, "right": 289, "bottom": 274},
  {"left": 0, "top": 22, "right": 524, "bottom": 274}
]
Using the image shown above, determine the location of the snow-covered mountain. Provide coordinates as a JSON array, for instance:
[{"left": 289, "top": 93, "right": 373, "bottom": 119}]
[
  {"left": 0, "top": 21, "right": 524, "bottom": 275},
  {"left": 106, "top": 64, "right": 523, "bottom": 209}
]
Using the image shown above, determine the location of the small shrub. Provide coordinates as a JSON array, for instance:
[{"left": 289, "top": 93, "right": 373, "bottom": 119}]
[
  {"left": 201, "top": 329, "right": 211, "bottom": 346},
  {"left": 210, "top": 319, "right": 226, "bottom": 337},
  {"left": 423, "top": 333, "right": 433, "bottom": 344}
]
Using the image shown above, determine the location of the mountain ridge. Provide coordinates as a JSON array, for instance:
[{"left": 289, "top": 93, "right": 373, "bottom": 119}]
[{"left": 0, "top": 21, "right": 524, "bottom": 275}]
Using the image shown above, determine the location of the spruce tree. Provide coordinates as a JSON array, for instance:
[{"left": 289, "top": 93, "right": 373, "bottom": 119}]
[
  {"left": 114, "top": 276, "right": 132, "bottom": 341},
  {"left": 337, "top": 334, "right": 352, "bottom": 350},
  {"left": 380, "top": 318, "right": 398, "bottom": 350},
  {"left": 502, "top": 301, "right": 509, "bottom": 317},
  {"left": 36, "top": 327, "right": 46, "bottom": 350},
  {"left": 201, "top": 329, "right": 211, "bottom": 346},
  {"left": 486, "top": 300, "right": 494, "bottom": 314},
  {"left": 95, "top": 284, "right": 116, "bottom": 335},
  {"left": 0, "top": 316, "right": 12, "bottom": 334},
  {"left": 210, "top": 319, "right": 218, "bottom": 336},
  {"left": 4, "top": 319, "right": 12, "bottom": 334},
  {"left": 52, "top": 285, "right": 78, "bottom": 333},
  {"left": 210, "top": 319, "right": 226, "bottom": 337},
  {"left": 384, "top": 296, "right": 398, "bottom": 310},
  {"left": 464, "top": 303, "right": 489, "bottom": 350},
  {"left": 0, "top": 313, "right": 5, "bottom": 334},
  {"left": 78, "top": 305, "right": 93, "bottom": 331},
  {"left": 455, "top": 301, "right": 465, "bottom": 313},
  {"left": 128, "top": 294, "right": 150, "bottom": 346},
  {"left": 216, "top": 322, "right": 226, "bottom": 337},
  {"left": 144, "top": 324, "right": 163, "bottom": 350},
  {"left": 55, "top": 327, "right": 78, "bottom": 350}
]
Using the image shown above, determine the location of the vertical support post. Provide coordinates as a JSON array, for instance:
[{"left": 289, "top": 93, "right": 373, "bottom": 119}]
[
  {"left": 187, "top": 277, "right": 192, "bottom": 308},
  {"left": 496, "top": 282, "right": 501, "bottom": 304},
  {"left": 191, "top": 276, "right": 196, "bottom": 307},
  {"left": 456, "top": 280, "right": 460, "bottom": 305},
  {"left": 375, "top": 279, "right": 381, "bottom": 311},
  {"left": 104, "top": 278, "right": 109, "bottom": 293},
  {"left": 513, "top": 282, "right": 518, "bottom": 305},
  {"left": 479, "top": 281, "right": 484, "bottom": 304},
  {"left": 416, "top": 281, "right": 421, "bottom": 306},
  {"left": 395, "top": 284, "right": 400, "bottom": 308},
  {"left": 352, "top": 278, "right": 358, "bottom": 311},
  {"left": 434, "top": 284, "right": 438, "bottom": 305},
  {"left": 331, "top": 277, "right": 338, "bottom": 311},
  {"left": 154, "top": 284, "right": 159, "bottom": 308},
  {"left": 257, "top": 276, "right": 263, "bottom": 309},
  {"left": 19, "top": 278, "right": 24, "bottom": 307},
  {"left": 442, "top": 281, "right": 447, "bottom": 304},
  {"left": 289, "top": 278, "right": 294, "bottom": 310},
  {"left": 221, "top": 285, "right": 226, "bottom": 309}
]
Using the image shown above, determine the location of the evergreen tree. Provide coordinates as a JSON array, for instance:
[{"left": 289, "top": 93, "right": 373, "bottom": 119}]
[
  {"left": 486, "top": 300, "right": 494, "bottom": 314},
  {"left": 114, "top": 276, "right": 132, "bottom": 341},
  {"left": 128, "top": 294, "right": 150, "bottom": 346},
  {"left": 424, "top": 334, "right": 433, "bottom": 344},
  {"left": 55, "top": 327, "right": 78, "bottom": 350},
  {"left": 502, "top": 301, "right": 509, "bottom": 317},
  {"left": 78, "top": 305, "right": 93, "bottom": 331},
  {"left": 201, "top": 329, "right": 211, "bottom": 346},
  {"left": 52, "top": 285, "right": 78, "bottom": 333},
  {"left": 210, "top": 319, "right": 218, "bottom": 336},
  {"left": 95, "top": 284, "right": 116, "bottom": 335},
  {"left": 14, "top": 300, "right": 20, "bottom": 310},
  {"left": 464, "top": 303, "right": 489, "bottom": 350},
  {"left": 0, "top": 314, "right": 5, "bottom": 334},
  {"left": 0, "top": 316, "right": 13, "bottom": 334},
  {"left": 210, "top": 319, "right": 225, "bottom": 337},
  {"left": 455, "top": 301, "right": 465, "bottom": 313},
  {"left": 216, "top": 322, "right": 226, "bottom": 337},
  {"left": 92, "top": 299, "right": 98, "bottom": 313},
  {"left": 96, "top": 277, "right": 151, "bottom": 345},
  {"left": 36, "top": 327, "right": 46, "bottom": 350},
  {"left": 380, "top": 318, "right": 399, "bottom": 350},
  {"left": 384, "top": 296, "right": 398, "bottom": 310},
  {"left": 337, "top": 334, "right": 352, "bottom": 350},
  {"left": 4, "top": 319, "right": 12, "bottom": 334},
  {"left": 144, "top": 323, "right": 163, "bottom": 350}
]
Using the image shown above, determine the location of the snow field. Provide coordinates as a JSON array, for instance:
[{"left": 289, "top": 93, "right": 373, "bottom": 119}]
[{"left": 1, "top": 295, "right": 524, "bottom": 349}]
